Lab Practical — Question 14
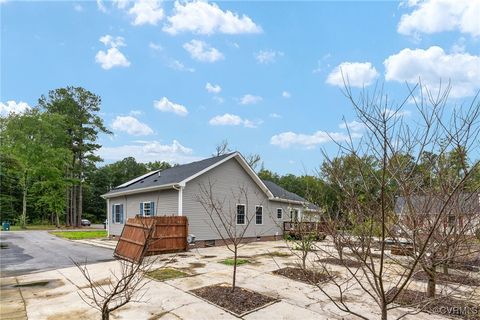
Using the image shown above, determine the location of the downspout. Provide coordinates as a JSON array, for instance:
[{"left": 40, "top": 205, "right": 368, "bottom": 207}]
[
  {"left": 173, "top": 183, "right": 185, "bottom": 216},
  {"left": 106, "top": 198, "right": 110, "bottom": 237}
]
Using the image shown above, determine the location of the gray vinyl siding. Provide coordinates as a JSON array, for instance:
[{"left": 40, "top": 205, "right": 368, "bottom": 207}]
[
  {"left": 108, "top": 189, "right": 178, "bottom": 236},
  {"left": 182, "top": 158, "right": 303, "bottom": 241}
]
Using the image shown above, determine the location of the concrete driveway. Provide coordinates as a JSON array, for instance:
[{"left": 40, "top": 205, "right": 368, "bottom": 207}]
[{"left": 0, "top": 231, "right": 114, "bottom": 277}]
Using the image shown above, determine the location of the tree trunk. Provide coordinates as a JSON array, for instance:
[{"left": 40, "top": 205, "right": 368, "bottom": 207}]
[
  {"left": 232, "top": 247, "right": 237, "bottom": 292},
  {"left": 65, "top": 187, "right": 70, "bottom": 226},
  {"left": 72, "top": 184, "right": 77, "bottom": 227},
  {"left": 78, "top": 181, "right": 83, "bottom": 227},
  {"left": 442, "top": 263, "right": 449, "bottom": 275},
  {"left": 21, "top": 171, "right": 27, "bottom": 229},
  {"left": 101, "top": 309, "right": 109, "bottom": 320},
  {"left": 381, "top": 305, "right": 387, "bottom": 320},
  {"left": 302, "top": 250, "right": 307, "bottom": 270},
  {"left": 427, "top": 270, "right": 436, "bottom": 298},
  {"left": 55, "top": 211, "right": 60, "bottom": 228},
  {"left": 78, "top": 152, "right": 83, "bottom": 227}
]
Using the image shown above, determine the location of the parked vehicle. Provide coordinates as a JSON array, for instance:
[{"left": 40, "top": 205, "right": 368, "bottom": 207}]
[{"left": 81, "top": 219, "right": 91, "bottom": 226}]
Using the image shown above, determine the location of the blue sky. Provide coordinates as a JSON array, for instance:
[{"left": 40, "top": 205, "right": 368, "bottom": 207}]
[{"left": 1, "top": 0, "right": 479, "bottom": 174}]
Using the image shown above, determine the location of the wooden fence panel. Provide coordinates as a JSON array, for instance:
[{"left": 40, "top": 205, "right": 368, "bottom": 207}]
[{"left": 114, "top": 216, "right": 188, "bottom": 262}]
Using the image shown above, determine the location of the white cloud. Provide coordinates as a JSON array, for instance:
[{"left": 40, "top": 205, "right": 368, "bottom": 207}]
[
  {"left": 255, "top": 50, "right": 284, "bottom": 64},
  {"left": 169, "top": 60, "right": 195, "bottom": 72},
  {"left": 209, "top": 113, "right": 260, "bottom": 128},
  {"left": 99, "top": 35, "right": 125, "bottom": 48},
  {"left": 111, "top": 116, "right": 153, "bottom": 136},
  {"left": 270, "top": 131, "right": 355, "bottom": 149},
  {"left": 73, "top": 4, "right": 83, "bottom": 12},
  {"left": 282, "top": 91, "right": 291, "bottom": 98},
  {"left": 95, "top": 48, "right": 130, "bottom": 70},
  {"left": 112, "top": 0, "right": 129, "bottom": 9},
  {"left": 163, "top": 1, "right": 262, "bottom": 35},
  {"left": 154, "top": 97, "right": 188, "bottom": 116},
  {"left": 269, "top": 113, "right": 282, "bottom": 119},
  {"left": 96, "top": 0, "right": 107, "bottom": 13},
  {"left": 98, "top": 140, "right": 199, "bottom": 164},
  {"left": 183, "top": 40, "right": 224, "bottom": 63},
  {"left": 240, "top": 94, "right": 262, "bottom": 105},
  {"left": 338, "top": 120, "right": 365, "bottom": 132},
  {"left": 383, "top": 108, "right": 412, "bottom": 118},
  {"left": 384, "top": 46, "right": 480, "bottom": 98},
  {"left": 128, "top": 0, "right": 164, "bottom": 26},
  {"left": 398, "top": 0, "right": 480, "bottom": 37},
  {"left": 326, "top": 62, "right": 379, "bottom": 88},
  {"left": 95, "top": 35, "right": 130, "bottom": 70},
  {"left": 129, "top": 110, "right": 143, "bottom": 116},
  {"left": 0, "top": 100, "right": 31, "bottom": 116},
  {"left": 205, "top": 82, "right": 222, "bottom": 94},
  {"left": 149, "top": 42, "right": 162, "bottom": 51}
]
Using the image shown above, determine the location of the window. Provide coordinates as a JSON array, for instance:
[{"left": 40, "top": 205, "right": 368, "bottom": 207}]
[
  {"left": 113, "top": 204, "right": 123, "bottom": 224},
  {"left": 277, "top": 208, "right": 283, "bottom": 219},
  {"left": 236, "top": 204, "right": 245, "bottom": 225},
  {"left": 140, "top": 201, "right": 154, "bottom": 216},
  {"left": 143, "top": 202, "right": 152, "bottom": 216},
  {"left": 255, "top": 206, "right": 263, "bottom": 225}
]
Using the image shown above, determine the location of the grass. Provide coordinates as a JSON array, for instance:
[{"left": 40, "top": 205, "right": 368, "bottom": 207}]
[
  {"left": 147, "top": 268, "right": 188, "bottom": 281},
  {"left": 4, "top": 224, "right": 61, "bottom": 231},
  {"left": 219, "top": 258, "right": 250, "bottom": 266},
  {"left": 50, "top": 230, "right": 107, "bottom": 240}
]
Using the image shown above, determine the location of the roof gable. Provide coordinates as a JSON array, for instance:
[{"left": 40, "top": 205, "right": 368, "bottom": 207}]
[
  {"left": 104, "top": 153, "right": 235, "bottom": 197},
  {"left": 102, "top": 152, "right": 274, "bottom": 199}
]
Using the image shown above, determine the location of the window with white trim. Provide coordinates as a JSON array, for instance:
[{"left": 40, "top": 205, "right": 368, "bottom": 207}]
[
  {"left": 114, "top": 204, "right": 123, "bottom": 223},
  {"left": 236, "top": 204, "right": 245, "bottom": 225},
  {"left": 142, "top": 202, "right": 152, "bottom": 216},
  {"left": 277, "top": 208, "right": 283, "bottom": 219},
  {"left": 255, "top": 206, "right": 263, "bottom": 225}
]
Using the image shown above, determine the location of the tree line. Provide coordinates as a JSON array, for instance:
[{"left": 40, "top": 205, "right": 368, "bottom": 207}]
[{"left": 1, "top": 86, "right": 479, "bottom": 230}]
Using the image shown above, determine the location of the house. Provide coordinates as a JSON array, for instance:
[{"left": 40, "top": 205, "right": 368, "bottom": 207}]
[
  {"left": 102, "top": 152, "right": 320, "bottom": 246},
  {"left": 394, "top": 193, "right": 480, "bottom": 234}
]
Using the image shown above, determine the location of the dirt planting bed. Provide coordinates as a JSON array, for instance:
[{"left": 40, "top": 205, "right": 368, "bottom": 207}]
[
  {"left": 273, "top": 267, "right": 332, "bottom": 284},
  {"left": 191, "top": 284, "right": 277, "bottom": 316},
  {"left": 412, "top": 271, "right": 480, "bottom": 286},
  {"left": 316, "top": 257, "right": 363, "bottom": 268},
  {"left": 386, "top": 288, "right": 479, "bottom": 319}
]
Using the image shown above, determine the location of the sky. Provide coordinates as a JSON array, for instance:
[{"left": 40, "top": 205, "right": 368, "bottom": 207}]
[{"left": 1, "top": 0, "right": 479, "bottom": 175}]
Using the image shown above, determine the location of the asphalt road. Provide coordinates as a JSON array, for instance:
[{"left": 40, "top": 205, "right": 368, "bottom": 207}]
[{"left": 0, "top": 231, "right": 114, "bottom": 277}]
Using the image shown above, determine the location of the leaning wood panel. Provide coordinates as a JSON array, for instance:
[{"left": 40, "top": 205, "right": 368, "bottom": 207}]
[{"left": 114, "top": 216, "right": 188, "bottom": 261}]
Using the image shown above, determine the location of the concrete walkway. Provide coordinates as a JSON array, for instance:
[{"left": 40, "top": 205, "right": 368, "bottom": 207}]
[
  {"left": 0, "top": 277, "right": 27, "bottom": 320},
  {"left": 0, "top": 241, "right": 462, "bottom": 320}
]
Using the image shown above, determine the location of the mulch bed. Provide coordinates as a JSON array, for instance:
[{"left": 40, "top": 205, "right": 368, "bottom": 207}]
[
  {"left": 386, "top": 288, "right": 479, "bottom": 319},
  {"left": 412, "top": 271, "right": 480, "bottom": 286},
  {"left": 273, "top": 267, "right": 332, "bottom": 284},
  {"left": 191, "top": 284, "right": 277, "bottom": 316},
  {"left": 316, "top": 257, "right": 363, "bottom": 268}
]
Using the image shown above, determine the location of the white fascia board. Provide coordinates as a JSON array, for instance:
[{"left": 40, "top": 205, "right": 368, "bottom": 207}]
[{"left": 101, "top": 183, "right": 175, "bottom": 199}]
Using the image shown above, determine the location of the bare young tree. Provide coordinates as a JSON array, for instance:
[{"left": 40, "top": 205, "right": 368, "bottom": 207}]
[
  {"left": 315, "top": 82, "right": 480, "bottom": 320},
  {"left": 197, "top": 180, "right": 260, "bottom": 291},
  {"left": 73, "top": 219, "right": 158, "bottom": 320}
]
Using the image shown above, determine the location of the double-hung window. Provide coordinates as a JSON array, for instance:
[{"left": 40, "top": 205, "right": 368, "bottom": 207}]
[
  {"left": 113, "top": 204, "right": 124, "bottom": 224},
  {"left": 236, "top": 204, "right": 246, "bottom": 225},
  {"left": 277, "top": 208, "right": 283, "bottom": 219},
  {"left": 140, "top": 201, "right": 155, "bottom": 216},
  {"left": 255, "top": 206, "right": 263, "bottom": 225}
]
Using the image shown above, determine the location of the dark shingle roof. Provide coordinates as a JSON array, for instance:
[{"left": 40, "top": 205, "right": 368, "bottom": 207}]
[
  {"left": 105, "top": 152, "right": 235, "bottom": 196},
  {"left": 262, "top": 180, "right": 306, "bottom": 202}
]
